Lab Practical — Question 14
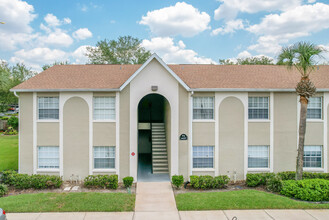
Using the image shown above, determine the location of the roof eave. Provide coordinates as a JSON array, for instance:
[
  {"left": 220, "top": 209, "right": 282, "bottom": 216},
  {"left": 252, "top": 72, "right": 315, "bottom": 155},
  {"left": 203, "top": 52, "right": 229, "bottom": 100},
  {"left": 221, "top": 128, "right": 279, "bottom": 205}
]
[{"left": 10, "top": 88, "right": 121, "bottom": 92}]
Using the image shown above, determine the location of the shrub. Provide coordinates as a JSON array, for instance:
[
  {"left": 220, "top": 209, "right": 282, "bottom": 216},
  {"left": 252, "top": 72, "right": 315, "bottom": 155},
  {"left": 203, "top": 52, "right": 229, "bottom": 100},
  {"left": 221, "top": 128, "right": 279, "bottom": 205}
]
[
  {"left": 2, "top": 171, "right": 62, "bottom": 189},
  {"left": 277, "top": 171, "right": 296, "bottom": 180},
  {"left": 123, "top": 176, "right": 134, "bottom": 188},
  {"left": 277, "top": 171, "right": 329, "bottom": 180},
  {"left": 1, "top": 117, "right": 8, "bottom": 120},
  {"left": 266, "top": 175, "right": 283, "bottom": 192},
  {"left": 172, "top": 175, "right": 184, "bottom": 189},
  {"left": 7, "top": 116, "right": 18, "bottom": 129},
  {"left": 84, "top": 175, "right": 118, "bottom": 189},
  {"left": 189, "top": 175, "right": 230, "bottom": 189},
  {"left": 3, "top": 127, "right": 17, "bottom": 135},
  {"left": 246, "top": 173, "right": 274, "bottom": 187},
  {"left": 280, "top": 179, "right": 329, "bottom": 202},
  {"left": 0, "top": 184, "right": 8, "bottom": 197},
  {"left": 213, "top": 175, "right": 230, "bottom": 189}
]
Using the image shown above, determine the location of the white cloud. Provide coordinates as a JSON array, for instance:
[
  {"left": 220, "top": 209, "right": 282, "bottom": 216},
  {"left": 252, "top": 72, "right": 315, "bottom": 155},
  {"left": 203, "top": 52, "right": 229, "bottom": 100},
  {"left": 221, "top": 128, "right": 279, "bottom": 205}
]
[
  {"left": 71, "top": 45, "right": 92, "bottom": 64},
  {"left": 37, "top": 29, "right": 73, "bottom": 47},
  {"left": 211, "top": 19, "right": 244, "bottom": 35},
  {"left": 72, "top": 28, "right": 93, "bottom": 40},
  {"left": 44, "top": 13, "right": 61, "bottom": 27},
  {"left": 237, "top": 50, "right": 252, "bottom": 59},
  {"left": 142, "top": 37, "right": 215, "bottom": 64},
  {"left": 308, "top": 0, "right": 316, "bottom": 3},
  {"left": 214, "top": 0, "right": 301, "bottom": 20},
  {"left": 247, "top": 3, "right": 329, "bottom": 55},
  {"left": 10, "top": 47, "right": 68, "bottom": 71},
  {"left": 139, "top": 2, "right": 210, "bottom": 37},
  {"left": 63, "top": 18, "right": 71, "bottom": 24},
  {"left": 0, "top": 0, "right": 37, "bottom": 50}
]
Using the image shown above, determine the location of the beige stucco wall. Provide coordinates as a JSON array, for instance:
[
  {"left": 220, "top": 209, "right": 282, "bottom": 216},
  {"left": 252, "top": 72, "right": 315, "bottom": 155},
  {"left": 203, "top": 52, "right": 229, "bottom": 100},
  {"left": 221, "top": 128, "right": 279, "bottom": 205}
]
[
  {"left": 164, "top": 99, "right": 171, "bottom": 174},
  {"left": 37, "top": 123, "right": 59, "bottom": 146},
  {"left": 192, "top": 171, "right": 215, "bottom": 176},
  {"left": 273, "top": 93, "right": 298, "bottom": 172},
  {"left": 19, "top": 93, "right": 34, "bottom": 174},
  {"left": 93, "top": 122, "right": 116, "bottom": 146},
  {"left": 192, "top": 122, "right": 215, "bottom": 145},
  {"left": 305, "top": 122, "right": 323, "bottom": 145},
  {"left": 248, "top": 122, "right": 270, "bottom": 145},
  {"left": 120, "top": 85, "right": 130, "bottom": 179},
  {"left": 219, "top": 97, "right": 244, "bottom": 180},
  {"left": 63, "top": 97, "right": 89, "bottom": 180},
  {"left": 178, "top": 85, "right": 189, "bottom": 179}
]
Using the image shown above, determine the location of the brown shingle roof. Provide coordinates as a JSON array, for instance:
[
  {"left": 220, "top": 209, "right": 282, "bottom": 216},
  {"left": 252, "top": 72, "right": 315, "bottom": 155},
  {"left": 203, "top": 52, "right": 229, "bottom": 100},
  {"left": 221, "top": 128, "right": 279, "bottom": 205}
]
[{"left": 12, "top": 64, "right": 329, "bottom": 91}]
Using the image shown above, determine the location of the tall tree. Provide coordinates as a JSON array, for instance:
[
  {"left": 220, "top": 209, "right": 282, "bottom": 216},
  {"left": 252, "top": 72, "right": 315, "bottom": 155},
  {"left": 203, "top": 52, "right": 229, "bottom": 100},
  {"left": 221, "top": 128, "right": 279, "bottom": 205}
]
[
  {"left": 277, "top": 42, "right": 325, "bottom": 180},
  {"left": 42, "top": 61, "right": 70, "bottom": 71},
  {"left": 86, "top": 36, "right": 151, "bottom": 64},
  {"left": 219, "top": 56, "right": 274, "bottom": 65}
]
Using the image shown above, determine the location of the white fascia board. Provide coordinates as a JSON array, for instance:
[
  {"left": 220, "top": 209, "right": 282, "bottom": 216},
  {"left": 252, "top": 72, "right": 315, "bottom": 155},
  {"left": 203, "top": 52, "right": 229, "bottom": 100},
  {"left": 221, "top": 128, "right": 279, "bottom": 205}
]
[
  {"left": 10, "top": 88, "right": 120, "bottom": 92},
  {"left": 119, "top": 53, "right": 190, "bottom": 91}
]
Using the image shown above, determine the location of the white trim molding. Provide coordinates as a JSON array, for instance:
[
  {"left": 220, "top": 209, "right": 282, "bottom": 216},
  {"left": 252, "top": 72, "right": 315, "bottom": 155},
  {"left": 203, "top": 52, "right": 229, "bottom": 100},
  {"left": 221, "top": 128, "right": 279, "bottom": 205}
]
[
  {"left": 270, "top": 92, "right": 274, "bottom": 173},
  {"left": 33, "top": 92, "right": 37, "bottom": 174},
  {"left": 188, "top": 93, "right": 193, "bottom": 177},
  {"left": 115, "top": 92, "right": 120, "bottom": 178},
  {"left": 323, "top": 93, "right": 328, "bottom": 173}
]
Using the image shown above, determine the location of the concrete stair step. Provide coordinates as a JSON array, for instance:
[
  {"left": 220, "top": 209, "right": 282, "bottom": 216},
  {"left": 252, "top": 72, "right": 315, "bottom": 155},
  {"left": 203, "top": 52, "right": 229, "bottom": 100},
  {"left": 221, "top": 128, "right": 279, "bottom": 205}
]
[
  {"left": 153, "top": 171, "right": 169, "bottom": 174},
  {"left": 153, "top": 159, "right": 168, "bottom": 163},
  {"left": 153, "top": 148, "right": 167, "bottom": 152},
  {"left": 153, "top": 167, "right": 169, "bottom": 171},
  {"left": 152, "top": 145, "right": 166, "bottom": 148},
  {"left": 153, "top": 155, "right": 168, "bottom": 159}
]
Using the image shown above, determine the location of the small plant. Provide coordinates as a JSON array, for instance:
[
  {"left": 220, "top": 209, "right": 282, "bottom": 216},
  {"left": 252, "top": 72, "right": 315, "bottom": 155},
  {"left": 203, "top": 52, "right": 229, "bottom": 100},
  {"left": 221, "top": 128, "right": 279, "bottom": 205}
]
[
  {"left": 0, "top": 184, "right": 8, "bottom": 197},
  {"left": 4, "top": 126, "right": 18, "bottom": 135},
  {"left": 123, "top": 176, "right": 134, "bottom": 188},
  {"left": 84, "top": 175, "right": 118, "bottom": 189},
  {"left": 213, "top": 175, "right": 230, "bottom": 189},
  {"left": 0, "top": 117, "right": 9, "bottom": 120},
  {"left": 266, "top": 175, "right": 283, "bottom": 192},
  {"left": 172, "top": 175, "right": 184, "bottom": 189},
  {"left": 189, "top": 175, "right": 230, "bottom": 190},
  {"left": 246, "top": 173, "right": 274, "bottom": 187},
  {"left": 7, "top": 116, "right": 18, "bottom": 129}
]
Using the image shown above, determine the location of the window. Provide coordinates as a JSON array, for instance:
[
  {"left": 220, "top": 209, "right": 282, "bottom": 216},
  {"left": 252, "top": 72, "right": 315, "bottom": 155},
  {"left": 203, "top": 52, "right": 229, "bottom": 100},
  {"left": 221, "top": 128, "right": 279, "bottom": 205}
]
[
  {"left": 193, "top": 146, "right": 214, "bottom": 168},
  {"left": 304, "top": 145, "right": 322, "bottom": 168},
  {"left": 307, "top": 97, "right": 322, "bottom": 119},
  {"left": 248, "top": 145, "right": 269, "bottom": 168},
  {"left": 38, "top": 97, "right": 59, "bottom": 120},
  {"left": 193, "top": 97, "right": 214, "bottom": 120},
  {"left": 94, "top": 146, "right": 115, "bottom": 169},
  {"left": 38, "top": 146, "right": 59, "bottom": 169},
  {"left": 93, "top": 97, "right": 115, "bottom": 120},
  {"left": 248, "top": 97, "right": 269, "bottom": 119}
]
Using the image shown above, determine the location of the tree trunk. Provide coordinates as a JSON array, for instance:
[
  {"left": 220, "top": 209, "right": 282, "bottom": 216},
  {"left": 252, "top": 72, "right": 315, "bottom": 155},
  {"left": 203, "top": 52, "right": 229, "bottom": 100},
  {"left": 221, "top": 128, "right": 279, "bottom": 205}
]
[{"left": 296, "top": 95, "right": 308, "bottom": 180}]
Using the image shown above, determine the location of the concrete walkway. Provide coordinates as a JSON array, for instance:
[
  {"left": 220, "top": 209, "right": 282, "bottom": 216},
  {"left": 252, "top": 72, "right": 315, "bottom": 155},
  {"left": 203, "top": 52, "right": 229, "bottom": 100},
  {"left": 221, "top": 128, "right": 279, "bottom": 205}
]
[{"left": 5, "top": 182, "right": 329, "bottom": 219}]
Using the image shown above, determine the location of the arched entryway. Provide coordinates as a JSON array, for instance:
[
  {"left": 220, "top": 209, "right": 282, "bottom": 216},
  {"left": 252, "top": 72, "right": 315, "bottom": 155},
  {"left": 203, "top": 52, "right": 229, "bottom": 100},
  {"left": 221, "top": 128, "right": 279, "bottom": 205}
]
[{"left": 137, "top": 94, "right": 170, "bottom": 182}]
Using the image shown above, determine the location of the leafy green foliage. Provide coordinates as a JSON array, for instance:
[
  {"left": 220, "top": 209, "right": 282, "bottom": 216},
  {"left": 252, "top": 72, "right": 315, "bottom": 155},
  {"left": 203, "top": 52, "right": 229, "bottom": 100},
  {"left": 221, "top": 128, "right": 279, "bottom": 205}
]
[
  {"left": 0, "top": 116, "right": 8, "bottom": 120},
  {"left": 42, "top": 61, "right": 70, "bottom": 71},
  {"left": 84, "top": 175, "right": 118, "bottom": 189},
  {"left": 219, "top": 56, "right": 274, "bottom": 65},
  {"left": 246, "top": 173, "right": 275, "bottom": 187},
  {"left": 7, "top": 116, "right": 18, "bottom": 129},
  {"left": 122, "top": 176, "right": 134, "bottom": 188},
  {"left": 0, "top": 184, "right": 8, "bottom": 197},
  {"left": 172, "top": 175, "right": 184, "bottom": 188},
  {"left": 0, "top": 62, "right": 35, "bottom": 112},
  {"left": 280, "top": 179, "right": 329, "bottom": 201},
  {"left": 2, "top": 171, "right": 62, "bottom": 189},
  {"left": 266, "top": 175, "right": 283, "bottom": 192},
  {"left": 86, "top": 36, "right": 151, "bottom": 64},
  {"left": 277, "top": 171, "right": 329, "bottom": 180},
  {"left": 3, "top": 126, "right": 17, "bottom": 135},
  {"left": 190, "top": 175, "right": 230, "bottom": 189}
]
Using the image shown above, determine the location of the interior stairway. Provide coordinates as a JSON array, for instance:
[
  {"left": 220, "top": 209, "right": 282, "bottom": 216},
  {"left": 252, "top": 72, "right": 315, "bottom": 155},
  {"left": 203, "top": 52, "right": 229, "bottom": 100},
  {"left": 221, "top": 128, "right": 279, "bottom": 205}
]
[{"left": 151, "top": 123, "right": 169, "bottom": 174}]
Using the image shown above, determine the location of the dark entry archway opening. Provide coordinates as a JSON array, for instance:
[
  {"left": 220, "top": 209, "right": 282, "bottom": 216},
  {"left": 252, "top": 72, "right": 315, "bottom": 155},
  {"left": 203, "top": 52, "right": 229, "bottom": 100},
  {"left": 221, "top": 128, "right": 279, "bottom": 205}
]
[{"left": 137, "top": 94, "right": 170, "bottom": 182}]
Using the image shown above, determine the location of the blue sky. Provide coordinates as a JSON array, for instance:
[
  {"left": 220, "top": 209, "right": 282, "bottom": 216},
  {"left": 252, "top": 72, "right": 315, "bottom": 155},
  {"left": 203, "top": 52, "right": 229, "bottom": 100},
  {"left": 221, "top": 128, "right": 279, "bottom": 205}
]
[{"left": 1, "top": 0, "right": 329, "bottom": 71}]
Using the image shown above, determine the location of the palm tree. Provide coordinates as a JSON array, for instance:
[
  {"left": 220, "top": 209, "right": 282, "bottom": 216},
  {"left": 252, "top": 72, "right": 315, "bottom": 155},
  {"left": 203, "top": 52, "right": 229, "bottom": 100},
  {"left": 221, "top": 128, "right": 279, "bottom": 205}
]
[{"left": 278, "top": 42, "right": 325, "bottom": 180}]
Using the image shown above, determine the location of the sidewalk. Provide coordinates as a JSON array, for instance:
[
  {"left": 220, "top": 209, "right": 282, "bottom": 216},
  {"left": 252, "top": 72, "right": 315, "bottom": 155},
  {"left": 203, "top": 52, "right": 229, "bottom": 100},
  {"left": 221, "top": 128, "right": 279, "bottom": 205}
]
[{"left": 5, "top": 182, "right": 329, "bottom": 220}]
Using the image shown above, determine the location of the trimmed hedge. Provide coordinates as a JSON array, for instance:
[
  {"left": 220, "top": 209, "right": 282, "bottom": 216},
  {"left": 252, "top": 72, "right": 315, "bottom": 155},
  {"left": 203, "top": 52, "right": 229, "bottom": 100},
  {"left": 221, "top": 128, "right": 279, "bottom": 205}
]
[
  {"left": 0, "top": 184, "right": 8, "bottom": 197},
  {"left": 172, "top": 175, "right": 184, "bottom": 188},
  {"left": 84, "top": 175, "right": 118, "bottom": 189},
  {"left": 280, "top": 179, "right": 329, "bottom": 201},
  {"left": 1, "top": 170, "right": 62, "bottom": 189},
  {"left": 190, "top": 175, "right": 230, "bottom": 190},
  {"left": 246, "top": 173, "right": 275, "bottom": 187},
  {"left": 123, "top": 176, "right": 134, "bottom": 188},
  {"left": 277, "top": 171, "right": 329, "bottom": 180}
]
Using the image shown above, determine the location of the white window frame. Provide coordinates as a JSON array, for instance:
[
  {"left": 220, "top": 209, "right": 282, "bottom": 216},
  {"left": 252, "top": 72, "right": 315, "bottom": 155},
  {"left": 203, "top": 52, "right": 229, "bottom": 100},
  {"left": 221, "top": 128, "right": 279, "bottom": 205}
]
[
  {"left": 248, "top": 97, "right": 269, "bottom": 121},
  {"left": 303, "top": 145, "right": 323, "bottom": 170},
  {"left": 247, "top": 145, "right": 270, "bottom": 171},
  {"left": 37, "top": 146, "right": 60, "bottom": 172},
  {"left": 307, "top": 97, "right": 323, "bottom": 121},
  {"left": 192, "top": 146, "right": 214, "bottom": 171},
  {"left": 93, "top": 146, "right": 116, "bottom": 172},
  {"left": 37, "top": 97, "right": 59, "bottom": 122},
  {"left": 93, "top": 96, "right": 116, "bottom": 122},
  {"left": 192, "top": 97, "right": 214, "bottom": 121}
]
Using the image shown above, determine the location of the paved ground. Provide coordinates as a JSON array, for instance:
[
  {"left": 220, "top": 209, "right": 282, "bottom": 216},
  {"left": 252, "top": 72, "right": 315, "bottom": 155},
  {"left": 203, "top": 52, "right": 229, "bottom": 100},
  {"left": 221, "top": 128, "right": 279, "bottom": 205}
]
[{"left": 5, "top": 182, "right": 329, "bottom": 220}]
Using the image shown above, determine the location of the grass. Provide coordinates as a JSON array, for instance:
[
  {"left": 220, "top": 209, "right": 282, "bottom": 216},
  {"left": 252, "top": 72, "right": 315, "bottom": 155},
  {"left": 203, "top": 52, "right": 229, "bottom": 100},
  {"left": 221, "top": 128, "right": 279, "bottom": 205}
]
[
  {"left": 0, "top": 135, "right": 18, "bottom": 171},
  {"left": 175, "top": 189, "right": 329, "bottom": 210},
  {"left": 0, "top": 192, "right": 135, "bottom": 212}
]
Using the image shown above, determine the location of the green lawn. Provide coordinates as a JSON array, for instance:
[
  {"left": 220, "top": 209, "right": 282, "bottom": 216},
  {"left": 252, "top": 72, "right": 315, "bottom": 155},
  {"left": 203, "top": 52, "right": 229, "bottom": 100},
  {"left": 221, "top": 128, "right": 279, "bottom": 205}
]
[
  {"left": 0, "top": 192, "right": 135, "bottom": 212},
  {"left": 0, "top": 135, "right": 18, "bottom": 171},
  {"left": 175, "top": 190, "right": 329, "bottom": 210}
]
